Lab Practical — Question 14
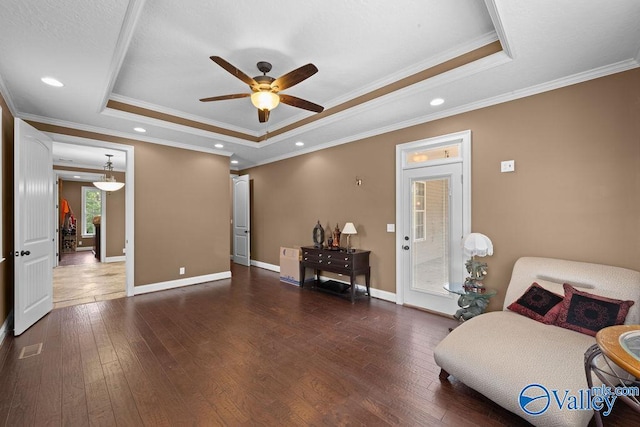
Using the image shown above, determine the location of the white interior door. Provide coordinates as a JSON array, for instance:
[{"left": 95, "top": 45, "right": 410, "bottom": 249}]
[
  {"left": 401, "top": 163, "right": 463, "bottom": 314},
  {"left": 14, "top": 119, "right": 54, "bottom": 335},
  {"left": 232, "top": 175, "right": 250, "bottom": 266}
]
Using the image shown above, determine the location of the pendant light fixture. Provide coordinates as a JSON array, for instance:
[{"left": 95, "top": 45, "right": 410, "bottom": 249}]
[{"left": 93, "top": 154, "right": 124, "bottom": 192}]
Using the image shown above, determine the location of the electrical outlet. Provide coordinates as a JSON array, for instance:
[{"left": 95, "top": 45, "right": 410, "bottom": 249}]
[
  {"left": 501, "top": 160, "right": 515, "bottom": 173},
  {"left": 78, "top": 241, "right": 82, "bottom": 246},
  {"left": 179, "top": 267, "right": 185, "bottom": 275},
  {"left": 387, "top": 224, "right": 395, "bottom": 232},
  {"left": 122, "top": 248, "right": 126, "bottom": 254}
]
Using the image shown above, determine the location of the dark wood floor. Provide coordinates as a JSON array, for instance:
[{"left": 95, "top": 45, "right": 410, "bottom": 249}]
[
  {"left": 59, "top": 250, "right": 98, "bottom": 266},
  {"left": 1, "top": 264, "right": 638, "bottom": 426}
]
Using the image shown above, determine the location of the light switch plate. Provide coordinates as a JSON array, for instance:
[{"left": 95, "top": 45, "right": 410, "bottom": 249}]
[
  {"left": 387, "top": 224, "right": 395, "bottom": 232},
  {"left": 501, "top": 160, "right": 515, "bottom": 173}
]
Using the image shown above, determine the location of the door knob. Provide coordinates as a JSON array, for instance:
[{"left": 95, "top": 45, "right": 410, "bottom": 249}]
[
  {"left": 402, "top": 245, "right": 410, "bottom": 250},
  {"left": 20, "top": 250, "right": 31, "bottom": 256}
]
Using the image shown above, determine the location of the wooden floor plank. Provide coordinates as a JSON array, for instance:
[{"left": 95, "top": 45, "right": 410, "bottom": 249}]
[
  {"left": 60, "top": 306, "right": 90, "bottom": 426},
  {"left": 33, "top": 309, "right": 63, "bottom": 426},
  {"left": 0, "top": 263, "right": 639, "bottom": 426}
]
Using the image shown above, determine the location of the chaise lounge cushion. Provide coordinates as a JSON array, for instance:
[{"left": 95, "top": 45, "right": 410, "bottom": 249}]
[{"left": 435, "top": 311, "right": 597, "bottom": 427}]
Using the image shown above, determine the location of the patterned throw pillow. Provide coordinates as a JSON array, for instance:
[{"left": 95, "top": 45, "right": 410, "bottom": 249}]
[
  {"left": 555, "top": 283, "right": 635, "bottom": 336},
  {"left": 507, "top": 282, "right": 564, "bottom": 324}
]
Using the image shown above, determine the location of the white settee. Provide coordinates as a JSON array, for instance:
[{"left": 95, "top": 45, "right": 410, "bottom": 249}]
[{"left": 434, "top": 257, "right": 640, "bottom": 427}]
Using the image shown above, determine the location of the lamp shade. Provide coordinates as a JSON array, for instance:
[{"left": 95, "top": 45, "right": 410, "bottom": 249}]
[
  {"left": 251, "top": 91, "right": 280, "bottom": 111},
  {"left": 342, "top": 222, "right": 357, "bottom": 235},
  {"left": 93, "top": 180, "right": 125, "bottom": 192},
  {"left": 463, "top": 233, "right": 493, "bottom": 257}
]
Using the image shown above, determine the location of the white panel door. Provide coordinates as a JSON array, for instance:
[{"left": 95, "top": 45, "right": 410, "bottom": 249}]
[
  {"left": 232, "top": 175, "right": 250, "bottom": 266},
  {"left": 14, "top": 119, "right": 54, "bottom": 335}
]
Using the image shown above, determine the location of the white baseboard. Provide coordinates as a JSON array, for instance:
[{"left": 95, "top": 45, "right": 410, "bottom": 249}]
[
  {"left": 251, "top": 260, "right": 279, "bottom": 272},
  {"left": 75, "top": 246, "right": 93, "bottom": 252},
  {"left": 0, "top": 311, "right": 14, "bottom": 347},
  {"left": 133, "top": 271, "right": 232, "bottom": 295},
  {"left": 369, "top": 287, "right": 396, "bottom": 302},
  {"left": 105, "top": 256, "right": 126, "bottom": 263}
]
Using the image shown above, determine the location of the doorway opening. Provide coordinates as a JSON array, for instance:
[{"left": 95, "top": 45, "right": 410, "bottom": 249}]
[
  {"left": 53, "top": 170, "right": 125, "bottom": 308},
  {"left": 395, "top": 130, "right": 471, "bottom": 315},
  {"left": 51, "top": 136, "right": 135, "bottom": 307}
]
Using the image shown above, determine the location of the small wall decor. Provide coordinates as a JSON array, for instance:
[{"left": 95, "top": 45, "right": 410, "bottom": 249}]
[{"left": 312, "top": 220, "right": 325, "bottom": 248}]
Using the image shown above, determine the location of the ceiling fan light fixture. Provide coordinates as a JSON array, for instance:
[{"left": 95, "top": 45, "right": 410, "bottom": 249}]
[{"left": 251, "top": 91, "right": 280, "bottom": 111}]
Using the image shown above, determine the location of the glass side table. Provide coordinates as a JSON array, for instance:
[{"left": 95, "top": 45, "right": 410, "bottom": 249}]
[
  {"left": 444, "top": 283, "right": 497, "bottom": 322},
  {"left": 584, "top": 325, "right": 640, "bottom": 427}
]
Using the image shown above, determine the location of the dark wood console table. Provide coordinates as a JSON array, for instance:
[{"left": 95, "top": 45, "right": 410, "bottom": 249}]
[{"left": 299, "top": 246, "right": 371, "bottom": 303}]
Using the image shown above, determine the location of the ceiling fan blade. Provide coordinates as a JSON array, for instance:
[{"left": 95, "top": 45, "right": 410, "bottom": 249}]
[
  {"left": 199, "top": 93, "right": 250, "bottom": 102},
  {"left": 258, "top": 109, "right": 270, "bottom": 123},
  {"left": 210, "top": 56, "right": 257, "bottom": 87},
  {"left": 271, "top": 63, "right": 318, "bottom": 92},
  {"left": 279, "top": 94, "right": 324, "bottom": 113}
]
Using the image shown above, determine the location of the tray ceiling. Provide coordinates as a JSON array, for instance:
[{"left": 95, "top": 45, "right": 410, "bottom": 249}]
[{"left": 0, "top": 0, "right": 639, "bottom": 169}]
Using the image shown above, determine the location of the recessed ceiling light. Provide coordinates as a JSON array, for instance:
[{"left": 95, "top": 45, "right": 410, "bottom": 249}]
[
  {"left": 41, "top": 77, "right": 64, "bottom": 87},
  {"left": 231, "top": 160, "right": 239, "bottom": 164},
  {"left": 133, "top": 127, "right": 146, "bottom": 133},
  {"left": 215, "top": 143, "right": 224, "bottom": 148},
  {"left": 430, "top": 98, "right": 445, "bottom": 106},
  {"left": 73, "top": 175, "right": 81, "bottom": 179},
  {"left": 295, "top": 141, "right": 304, "bottom": 147}
]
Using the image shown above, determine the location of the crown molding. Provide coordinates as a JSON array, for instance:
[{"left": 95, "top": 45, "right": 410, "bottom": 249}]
[
  {"left": 108, "top": 93, "right": 258, "bottom": 137},
  {"left": 19, "top": 113, "right": 233, "bottom": 157},
  {"left": 249, "top": 58, "right": 639, "bottom": 168},
  {"left": 101, "top": 104, "right": 259, "bottom": 148},
  {"left": 0, "top": 73, "right": 17, "bottom": 116},
  {"left": 320, "top": 32, "right": 500, "bottom": 111}
]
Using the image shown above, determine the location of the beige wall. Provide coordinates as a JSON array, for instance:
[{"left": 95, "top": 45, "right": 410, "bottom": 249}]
[
  {"left": 30, "top": 124, "right": 231, "bottom": 288},
  {"left": 1, "top": 91, "right": 14, "bottom": 325},
  {"left": 243, "top": 68, "right": 640, "bottom": 311},
  {"left": 133, "top": 142, "right": 230, "bottom": 285}
]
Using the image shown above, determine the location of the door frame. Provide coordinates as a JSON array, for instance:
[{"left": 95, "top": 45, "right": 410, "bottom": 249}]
[
  {"left": 395, "top": 130, "right": 471, "bottom": 305},
  {"left": 46, "top": 135, "right": 135, "bottom": 297},
  {"left": 232, "top": 174, "right": 251, "bottom": 266}
]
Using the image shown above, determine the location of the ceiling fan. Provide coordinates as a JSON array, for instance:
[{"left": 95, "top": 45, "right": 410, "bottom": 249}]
[{"left": 200, "top": 56, "right": 324, "bottom": 123}]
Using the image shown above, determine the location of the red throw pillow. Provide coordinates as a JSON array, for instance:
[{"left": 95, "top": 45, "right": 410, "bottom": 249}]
[
  {"left": 555, "top": 283, "right": 635, "bottom": 336},
  {"left": 507, "top": 282, "right": 564, "bottom": 324}
]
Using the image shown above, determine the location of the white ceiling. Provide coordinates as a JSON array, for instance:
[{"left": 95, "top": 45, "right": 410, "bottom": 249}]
[{"left": 1, "top": 0, "right": 639, "bottom": 170}]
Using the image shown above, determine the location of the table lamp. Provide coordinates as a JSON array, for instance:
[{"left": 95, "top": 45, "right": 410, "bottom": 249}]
[
  {"left": 342, "top": 222, "right": 357, "bottom": 252},
  {"left": 462, "top": 233, "right": 493, "bottom": 292}
]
